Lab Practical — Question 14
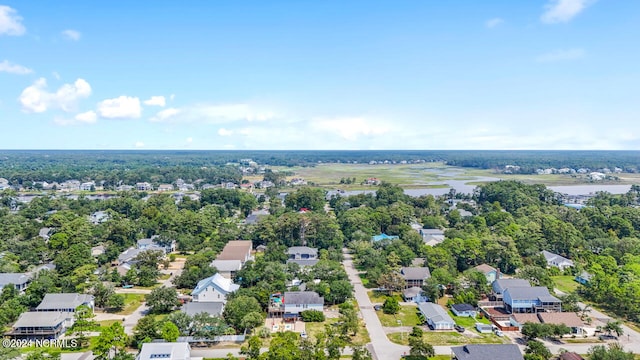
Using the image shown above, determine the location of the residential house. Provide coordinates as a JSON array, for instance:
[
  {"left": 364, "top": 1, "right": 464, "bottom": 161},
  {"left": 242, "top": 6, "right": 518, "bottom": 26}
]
[
  {"left": 286, "top": 246, "right": 319, "bottom": 267},
  {"left": 181, "top": 302, "right": 224, "bottom": 317},
  {"left": 420, "top": 228, "right": 445, "bottom": 246},
  {"left": 191, "top": 273, "right": 239, "bottom": 303},
  {"left": 5, "top": 311, "right": 71, "bottom": 340},
  {"left": 244, "top": 209, "right": 269, "bottom": 225},
  {"left": 541, "top": 250, "right": 574, "bottom": 270},
  {"left": 503, "top": 286, "right": 562, "bottom": 313},
  {"left": 559, "top": 352, "right": 585, "bottom": 360},
  {"left": 215, "top": 240, "right": 253, "bottom": 266},
  {"left": 137, "top": 342, "right": 203, "bottom": 360},
  {"left": 537, "top": 312, "right": 588, "bottom": 335},
  {"left": 451, "top": 344, "right": 524, "bottom": 360},
  {"left": 137, "top": 235, "right": 176, "bottom": 253},
  {"left": 89, "top": 211, "right": 109, "bottom": 224},
  {"left": 575, "top": 271, "right": 593, "bottom": 285},
  {"left": 91, "top": 245, "right": 105, "bottom": 257},
  {"left": 364, "top": 177, "right": 380, "bottom": 185},
  {"left": 0, "top": 273, "right": 32, "bottom": 292},
  {"left": 117, "top": 246, "right": 164, "bottom": 266},
  {"left": 36, "top": 293, "right": 95, "bottom": 312},
  {"left": 136, "top": 182, "right": 153, "bottom": 191},
  {"left": 509, "top": 313, "right": 541, "bottom": 330},
  {"left": 283, "top": 291, "right": 324, "bottom": 319},
  {"left": 400, "top": 267, "right": 431, "bottom": 288},
  {"left": 80, "top": 181, "right": 95, "bottom": 191},
  {"left": 475, "top": 323, "right": 494, "bottom": 333},
  {"left": 473, "top": 264, "right": 501, "bottom": 284},
  {"left": 418, "top": 302, "right": 455, "bottom": 330},
  {"left": 402, "top": 287, "right": 428, "bottom": 303},
  {"left": 116, "top": 185, "right": 134, "bottom": 191},
  {"left": 39, "top": 227, "right": 52, "bottom": 241},
  {"left": 371, "top": 233, "right": 399, "bottom": 242},
  {"left": 59, "top": 180, "right": 81, "bottom": 192},
  {"left": 451, "top": 303, "right": 477, "bottom": 317},
  {"left": 210, "top": 259, "right": 242, "bottom": 280},
  {"left": 491, "top": 278, "right": 531, "bottom": 301},
  {"left": 157, "top": 184, "right": 174, "bottom": 192}
]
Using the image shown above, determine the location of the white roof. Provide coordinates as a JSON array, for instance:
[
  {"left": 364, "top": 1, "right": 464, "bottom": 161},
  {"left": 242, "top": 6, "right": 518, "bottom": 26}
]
[
  {"left": 137, "top": 342, "right": 196, "bottom": 360},
  {"left": 192, "top": 273, "right": 239, "bottom": 296}
]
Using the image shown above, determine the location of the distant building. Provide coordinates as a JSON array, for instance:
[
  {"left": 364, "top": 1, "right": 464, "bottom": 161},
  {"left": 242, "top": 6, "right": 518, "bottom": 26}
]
[
  {"left": 420, "top": 228, "right": 445, "bottom": 246},
  {"left": 209, "top": 259, "right": 242, "bottom": 280},
  {"left": 399, "top": 267, "right": 431, "bottom": 288},
  {"left": 181, "top": 302, "right": 224, "bottom": 317},
  {"left": 0, "top": 273, "right": 32, "bottom": 292},
  {"left": 371, "top": 233, "right": 399, "bottom": 242},
  {"left": 575, "top": 271, "right": 593, "bottom": 285},
  {"left": 136, "top": 182, "right": 153, "bottom": 191},
  {"left": 451, "top": 344, "right": 524, "bottom": 360},
  {"left": 215, "top": 240, "right": 253, "bottom": 266},
  {"left": 541, "top": 250, "right": 574, "bottom": 270},
  {"left": 191, "top": 273, "right": 239, "bottom": 303},
  {"left": 137, "top": 342, "right": 202, "bottom": 360},
  {"left": 286, "top": 246, "right": 319, "bottom": 267},
  {"left": 89, "top": 211, "right": 109, "bottom": 225},
  {"left": 157, "top": 184, "right": 174, "bottom": 192},
  {"left": 473, "top": 264, "right": 501, "bottom": 284}
]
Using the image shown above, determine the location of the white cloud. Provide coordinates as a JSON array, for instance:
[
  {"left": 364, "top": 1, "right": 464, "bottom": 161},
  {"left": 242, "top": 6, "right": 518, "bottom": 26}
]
[
  {"left": 143, "top": 96, "right": 166, "bottom": 107},
  {"left": 310, "top": 116, "right": 391, "bottom": 141},
  {"left": 150, "top": 107, "right": 180, "bottom": 122},
  {"left": 541, "top": 0, "right": 596, "bottom": 24},
  {"left": 135, "top": 141, "right": 144, "bottom": 148},
  {"left": 61, "top": 29, "right": 81, "bottom": 41},
  {"left": 97, "top": 96, "right": 142, "bottom": 119},
  {"left": 485, "top": 18, "right": 504, "bottom": 28},
  {"left": 19, "top": 78, "right": 92, "bottom": 113},
  {"left": 536, "top": 48, "right": 585, "bottom": 62},
  {"left": 148, "top": 103, "right": 276, "bottom": 124},
  {"left": 52, "top": 71, "right": 61, "bottom": 80},
  {"left": 0, "top": 60, "right": 32, "bottom": 74},
  {"left": 186, "top": 137, "right": 193, "bottom": 143},
  {"left": 0, "top": 5, "right": 25, "bottom": 36},
  {"left": 218, "top": 128, "right": 233, "bottom": 136},
  {"left": 75, "top": 110, "right": 97, "bottom": 123}
]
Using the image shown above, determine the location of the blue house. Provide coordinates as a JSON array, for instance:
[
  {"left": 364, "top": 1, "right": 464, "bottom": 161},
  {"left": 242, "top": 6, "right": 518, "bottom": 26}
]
[
  {"left": 473, "top": 264, "right": 501, "bottom": 284},
  {"left": 503, "top": 286, "right": 562, "bottom": 313},
  {"left": 575, "top": 271, "right": 593, "bottom": 285},
  {"left": 371, "top": 233, "right": 399, "bottom": 242},
  {"left": 451, "top": 303, "right": 477, "bottom": 317}
]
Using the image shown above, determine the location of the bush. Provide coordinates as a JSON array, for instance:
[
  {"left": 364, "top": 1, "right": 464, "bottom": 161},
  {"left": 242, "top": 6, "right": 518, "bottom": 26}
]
[
  {"left": 383, "top": 297, "right": 400, "bottom": 315},
  {"left": 300, "top": 310, "right": 325, "bottom": 322}
]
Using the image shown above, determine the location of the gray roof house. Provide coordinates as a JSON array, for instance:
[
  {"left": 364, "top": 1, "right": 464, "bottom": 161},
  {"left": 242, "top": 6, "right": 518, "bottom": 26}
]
[
  {"left": 181, "top": 302, "right": 224, "bottom": 317},
  {"left": 0, "top": 273, "right": 32, "bottom": 292},
  {"left": 491, "top": 278, "right": 530, "bottom": 299},
  {"left": 39, "top": 227, "right": 52, "bottom": 240},
  {"left": 418, "top": 302, "right": 455, "bottom": 330},
  {"left": 137, "top": 342, "right": 202, "bottom": 360},
  {"left": 503, "top": 286, "right": 561, "bottom": 313},
  {"left": 451, "top": 344, "right": 524, "bottom": 360},
  {"left": 210, "top": 259, "right": 242, "bottom": 280},
  {"left": 117, "top": 246, "right": 164, "bottom": 265},
  {"left": 541, "top": 250, "right": 574, "bottom": 270},
  {"left": 286, "top": 246, "right": 319, "bottom": 267},
  {"left": 400, "top": 267, "right": 431, "bottom": 288},
  {"left": 89, "top": 211, "right": 109, "bottom": 225},
  {"left": 283, "top": 291, "right": 324, "bottom": 317},
  {"left": 191, "top": 274, "right": 239, "bottom": 303},
  {"left": 6, "top": 311, "right": 71, "bottom": 339},
  {"left": 420, "top": 228, "right": 445, "bottom": 246},
  {"left": 137, "top": 235, "right": 176, "bottom": 253},
  {"left": 36, "top": 293, "right": 94, "bottom": 312}
]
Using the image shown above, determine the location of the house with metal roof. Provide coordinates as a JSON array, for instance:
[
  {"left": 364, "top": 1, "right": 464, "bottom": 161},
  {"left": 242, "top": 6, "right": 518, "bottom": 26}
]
[
  {"left": 541, "top": 250, "right": 574, "bottom": 270},
  {"left": 210, "top": 259, "right": 242, "bottom": 280},
  {"left": 36, "top": 293, "right": 95, "bottom": 312},
  {"left": 181, "top": 302, "right": 224, "bottom": 317},
  {"left": 473, "top": 264, "right": 501, "bottom": 284},
  {"left": 191, "top": 273, "right": 239, "bottom": 303},
  {"left": 503, "top": 286, "right": 561, "bottom": 313},
  {"left": 451, "top": 344, "right": 524, "bottom": 360},
  {"left": 491, "top": 278, "right": 531, "bottom": 300},
  {"left": 5, "top": 311, "right": 71, "bottom": 339},
  {"left": 418, "top": 302, "right": 455, "bottom": 330},
  {"left": 400, "top": 267, "right": 431, "bottom": 288},
  {"left": 451, "top": 303, "right": 477, "bottom": 317}
]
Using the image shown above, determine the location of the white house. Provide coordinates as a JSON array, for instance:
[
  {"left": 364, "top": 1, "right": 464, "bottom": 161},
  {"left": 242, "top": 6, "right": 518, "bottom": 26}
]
[
  {"left": 137, "top": 342, "right": 203, "bottom": 360},
  {"left": 191, "top": 273, "right": 239, "bottom": 303},
  {"left": 283, "top": 291, "right": 324, "bottom": 318},
  {"left": 541, "top": 250, "right": 574, "bottom": 270},
  {"left": 418, "top": 302, "right": 455, "bottom": 330}
]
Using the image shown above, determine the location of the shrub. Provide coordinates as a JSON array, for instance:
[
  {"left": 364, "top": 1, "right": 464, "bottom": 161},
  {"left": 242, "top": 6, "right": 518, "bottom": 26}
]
[
  {"left": 300, "top": 310, "right": 325, "bottom": 322},
  {"left": 383, "top": 297, "right": 400, "bottom": 315}
]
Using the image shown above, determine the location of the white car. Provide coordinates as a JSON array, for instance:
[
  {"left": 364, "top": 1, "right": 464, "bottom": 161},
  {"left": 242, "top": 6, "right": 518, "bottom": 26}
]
[
  {"left": 494, "top": 330, "right": 504, "bottom": 337},
  {"left": 300, "top": 331, "right": 308, "bottom": 338}
]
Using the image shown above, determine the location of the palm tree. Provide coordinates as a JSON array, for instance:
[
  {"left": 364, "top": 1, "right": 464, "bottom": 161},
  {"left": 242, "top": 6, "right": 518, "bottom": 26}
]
[{"left": 604, "top": 320, "right": 624, "bottom": 337}]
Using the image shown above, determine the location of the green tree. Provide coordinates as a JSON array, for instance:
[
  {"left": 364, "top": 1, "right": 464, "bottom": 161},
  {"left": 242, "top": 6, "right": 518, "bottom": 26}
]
[
  {"left": 161, "top": 321, "right": 180, "bottom": 342},
  {"left": 71, "top": 304, "right": 97, "bottom": 347},
  {"left": 588, "top": 343, "right": 634, "bottom": 360},
  {"left": 223, "top": 295, "right": 263, "bottom": 331},
  {"left": 382, "top": 297, "right": 400, "bottom": 315},
  {"left": 108, "top": 294, "right": 125, "bottom": 311},
  {"left": 94, "top": 322, "right": 129, "bottom": 360},
  {"left": 240, "top": 335, "right": 262, "bottom": 359},
  {"left": 132, "top": 315, "right": 160, "bottom": 347},
  {"left": 145, "top": 286, "right": 180, "bottom": 314},
  {"left": 603, "top": 320, "right": 624, "bottom": 337},
  {"left": 524, "top": 340, "right": 551, "bottom": 360}
]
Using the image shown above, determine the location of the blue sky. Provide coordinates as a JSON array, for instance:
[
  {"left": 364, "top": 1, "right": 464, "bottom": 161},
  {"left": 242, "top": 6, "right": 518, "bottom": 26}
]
[{"left": 1, "top": 0, "right": 639, "bottom": 150}]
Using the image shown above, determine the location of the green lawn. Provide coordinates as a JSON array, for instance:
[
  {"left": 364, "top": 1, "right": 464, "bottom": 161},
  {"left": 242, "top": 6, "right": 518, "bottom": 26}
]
[
  {"left": 378, "top": 305, "right": 421, "bottom": 327},
  {"left": 305, "top": 318, "right": 370, "bottom": 346},
  {"left": 389, "top": 331, "right": 507, "bottom": 346},
  {"left": 552, "top": 275, "right": 580, "bottom": 294},
  {"left": 449, "top": 312, "right": 491, "bottom": 329},
  {"left": 367, "top": 290, "right": 402, "bottom": 304},
  {"left": 107, "top": 293, "right": 146, "bottom": 315}
]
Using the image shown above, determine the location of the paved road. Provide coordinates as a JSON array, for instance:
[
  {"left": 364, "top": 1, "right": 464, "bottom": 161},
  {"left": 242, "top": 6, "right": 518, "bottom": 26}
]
[{"left": 342, "top": 249, "right": 411, "bottom": 359}]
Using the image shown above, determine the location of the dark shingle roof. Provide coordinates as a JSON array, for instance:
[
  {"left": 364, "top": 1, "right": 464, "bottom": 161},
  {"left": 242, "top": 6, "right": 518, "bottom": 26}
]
[
  {"left": 451, "top": 303, "right": 475, "bottom": 312},
  {"left": 400, "top": 267, "right": 431, "bottom": 280},
  {"left": 284, "top": 291, "right": 324, "bottom": 305}
]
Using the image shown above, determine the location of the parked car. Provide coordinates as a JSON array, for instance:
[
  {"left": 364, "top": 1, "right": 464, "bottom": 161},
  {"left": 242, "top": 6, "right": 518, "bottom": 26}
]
[
  {"left": 374, "top": 305, "right": 382, "bottom": 311},
  {"left": 494, "top": 330, "right": 504, "bottom": 337},
  {"left": 300, "top": 331, "right": 308, "bottom": 339},
  {"left": 454, "top": 325, "right": 465, "bottom": 333}
]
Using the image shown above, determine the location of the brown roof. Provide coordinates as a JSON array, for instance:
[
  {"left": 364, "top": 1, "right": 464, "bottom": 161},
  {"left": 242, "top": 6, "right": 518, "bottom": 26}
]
[
  {"left": 560, "top": 352, "right": 584, "bottom": 360},
  {"left": 474, "top": 264, "right": 497, "bottom": 274},
  {"left": 216, "top": 240, "right": 252, "bottom": 261},
  {"left": 538, "top": 312, "right": 584, "bottom": 328},
  {"left": 510, "top": 313, "right": 541, "bottom": 324}
]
